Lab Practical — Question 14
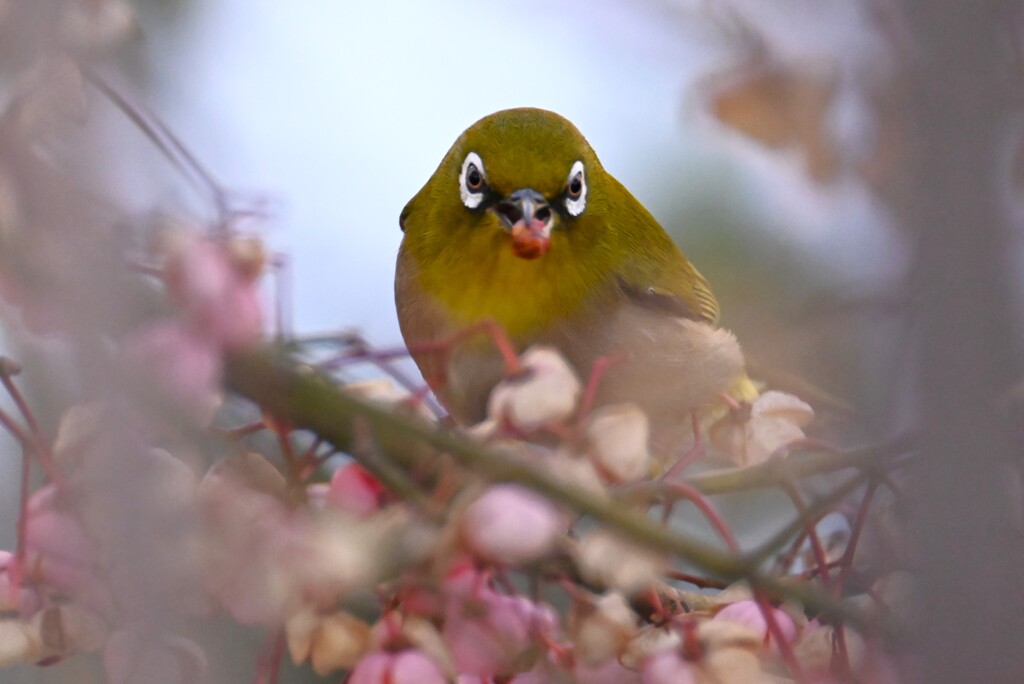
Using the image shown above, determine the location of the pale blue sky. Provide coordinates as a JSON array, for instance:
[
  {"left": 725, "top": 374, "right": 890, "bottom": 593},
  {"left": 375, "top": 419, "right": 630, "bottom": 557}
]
[
  {"left": 138, "top": 0, "right": 897, "bottom": 342},
  {"left": 145, "top": 1, "right": 730, "bottom": 340}
]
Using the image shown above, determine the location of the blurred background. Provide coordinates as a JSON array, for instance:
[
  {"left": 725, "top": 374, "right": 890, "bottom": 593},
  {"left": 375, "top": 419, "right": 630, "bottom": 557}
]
[
  {"left": 124, "top": 0, "right": 901, "bottom": 401},
  {"left": 2, "top": 0, "right": 957, "bottom": 681}
]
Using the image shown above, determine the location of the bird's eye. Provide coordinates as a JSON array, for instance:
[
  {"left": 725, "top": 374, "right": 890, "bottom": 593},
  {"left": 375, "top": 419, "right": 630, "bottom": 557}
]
[
  {"left": 564, "top": 160, "right": 587, "bottom": 217},
  {"left": 567, "top": 174, "right": 583, "bottom": 200},
  {"left": 459, "top": 152, "right": 487, "bottom": 209},
  {"left": 466, "top": 165, "right": 483, "bottom": 191}
]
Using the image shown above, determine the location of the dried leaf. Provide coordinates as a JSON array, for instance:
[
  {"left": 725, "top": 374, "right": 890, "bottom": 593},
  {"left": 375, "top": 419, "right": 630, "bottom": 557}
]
[{"left": 704, "top": 62, "right": 839, "bottom": 182}]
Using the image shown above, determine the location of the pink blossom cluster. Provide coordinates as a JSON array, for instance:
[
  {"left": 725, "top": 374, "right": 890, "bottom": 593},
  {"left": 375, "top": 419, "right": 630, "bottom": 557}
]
[
  {"left": 4, "top": 353, "right": 901, "bottom": 684},
  {"left": 123, "top": 229, "right": 265, "bottom": 424}
]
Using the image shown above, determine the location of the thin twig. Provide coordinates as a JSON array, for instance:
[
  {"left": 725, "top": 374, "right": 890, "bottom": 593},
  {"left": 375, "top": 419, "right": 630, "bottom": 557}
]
[
  {"left": 782, "top": 481, "right": 833, "bottom": 586},
  {"left": 0, "top": 361, "right": 62, "bottom": 483},
  {"left": 746, "top": 473, "right": 868, "bottom": 565},
  {"left": 0, "top": 404, "right": 60, "bottom": 483},
  {"left": 685, "top": 437, "right": 910, "bottom": 494}
]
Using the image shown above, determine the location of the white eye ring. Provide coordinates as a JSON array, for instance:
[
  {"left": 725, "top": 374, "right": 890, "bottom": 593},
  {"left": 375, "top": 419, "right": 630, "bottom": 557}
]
[
  {"left": 565, "top": 160, "right": 586, "bottom": 217},
  {"left": 459, "top": 152, "right": 487, "bottom": 209}
]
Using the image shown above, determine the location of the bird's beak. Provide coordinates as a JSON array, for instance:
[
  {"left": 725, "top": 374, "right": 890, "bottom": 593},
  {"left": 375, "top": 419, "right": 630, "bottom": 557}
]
[{"left": 493, "top": 188, "right": 553, "bottom": 260}]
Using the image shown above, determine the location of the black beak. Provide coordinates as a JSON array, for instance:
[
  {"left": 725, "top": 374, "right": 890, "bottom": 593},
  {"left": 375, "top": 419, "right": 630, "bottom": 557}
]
[{"left": 493, "top": 188, "right": 552, "bottom": 230}]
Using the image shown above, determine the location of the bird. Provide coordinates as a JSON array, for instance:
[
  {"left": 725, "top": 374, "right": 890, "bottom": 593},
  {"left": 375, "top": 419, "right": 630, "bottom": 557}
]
[{"left": 395, "top": 108, "right": 754, "bottom": 460}]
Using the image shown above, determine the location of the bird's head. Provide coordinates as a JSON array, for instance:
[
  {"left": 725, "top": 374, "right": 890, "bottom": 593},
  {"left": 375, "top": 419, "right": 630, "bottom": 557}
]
[{"left": 400, "top": 108, "right": 606, "bottom": 261}]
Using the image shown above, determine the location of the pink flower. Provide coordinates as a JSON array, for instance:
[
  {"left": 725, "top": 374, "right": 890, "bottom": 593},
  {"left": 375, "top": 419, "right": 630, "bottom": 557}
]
[
  {"left": 24, "top": 486, "right": 98, "bottom": 597},
  {"left": 713, "top": 599, "right": 797, "bottom": 647},
  {"left": 460, "top": 484, "right": 563, "bottom": 565},
  {"left": 199, "top": 459, "right": 305, "bottom": 625},
  {"left": 123, "top": 321, "right": 222, "bottom": 423},
  {"left": 575, "top": 658, "right": 643, "bottom": 684},
  {"left": 439, "top": 556, "right": 485, "bottom": 598},
  {"left": 642, "top": 650, "right": 696, "bottom": 684},
  {"left": 162, "top": 233, "right": 263, "bottom": 349},
  {"left": 326, "top": 463, "right": 385, "bottom": 517},
  {"left": 0, "top": 552, "right": 40, "bottom": 616},
  {"left": 443, "top": 589, "right": 557, "bottom": 678},
  {"left": 348, "top": 649, "right": 447, "bottom": 684}
]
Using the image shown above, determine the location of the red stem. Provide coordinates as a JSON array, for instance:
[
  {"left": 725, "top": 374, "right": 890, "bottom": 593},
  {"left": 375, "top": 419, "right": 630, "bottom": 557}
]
[
  {"left": 664, "top": 570, "right": 729, "bottom": 590},
  {"left": 252, "top": 629, "right": 286, "bottom": 684},
  {"left": 662, "top": 481, "right": 739, "bottom": 553},
  {"left": 782, "top": 481, "right": 833, "bottom": 586},
  {"left": 663, "top": 411, "right": 703, "bottom": 480},
  {"left": 9, "top": 446, "right": 30, "bottom": 599},
  {"left": 321, "top": 338, "right": 446, "bottom": 418},
  {"left": 405, "top": 319, "right": 525, "bottom": 377},
  {"left": 754, "top": 591, "right": 807, "bottom": 682},
  {"left": 834, "top": 480, "right": 879, "bottom": 595},
  {"left": 775, "top": 530, "right": 810, "bottom": 575},
  {"left": 276, "top": 431, "right": 303, "bottom": 487},
  {"left": 0, "top": 404, "right": 61, "bottom": 484},
  {"left": 830, "top": 479, "right": 879, "bottom": 678},
  {"left": 459, "top": 320, "right": 524, "bottom": 376},
  {"left": 798, "top": 559, "right": 844, "bottom": 582},
  {"left": 226, "top": 421, "right": 267, "bottom": 438},
  {"left": 268, "top": 631, "right": 285, "bottom": 684},
  {"left": 576, "top": 353, "right": 628, "bottom": 422}
]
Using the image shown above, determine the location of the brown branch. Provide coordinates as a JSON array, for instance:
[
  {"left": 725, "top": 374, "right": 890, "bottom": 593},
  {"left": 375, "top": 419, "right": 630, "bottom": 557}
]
[{"left": 223, "top": 348, "right": 878, "bottom": 632}]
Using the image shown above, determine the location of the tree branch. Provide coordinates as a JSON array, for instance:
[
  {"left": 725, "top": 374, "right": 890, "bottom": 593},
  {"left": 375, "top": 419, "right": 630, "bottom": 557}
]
[{"left": 224, "top": 349, "right": 878, "bottom": 631}]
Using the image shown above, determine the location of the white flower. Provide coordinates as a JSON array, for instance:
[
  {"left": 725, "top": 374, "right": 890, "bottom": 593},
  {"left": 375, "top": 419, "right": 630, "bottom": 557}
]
[
  {"left": 710, "top": 391, "right": 814, "bottom": 466},
  {"left": 585, "top": 403, "right": 652, "bottom": 483},
  {"left": 32, "top": 604, "right": 109, "bottom": 658},
  {"left": 619, "top": 625, "right": 682, "bottom": 670},
  {"left": 573, "top": 592, "right": 638, "bottom": 665},
  {"left": 309, "top": 612, "right": 371, "bottom": 676},
  {"left": 576, "top": 530, "right": 667, "bottom": 595},
  {"left": 0, "top": 620, "right": 39, "bottom": 667},
  {"left": 543, "top": 451, "right": 609, "bottom": 499},
  {"left": 487, "top": 347, "right": 580, "bottom": 430}
]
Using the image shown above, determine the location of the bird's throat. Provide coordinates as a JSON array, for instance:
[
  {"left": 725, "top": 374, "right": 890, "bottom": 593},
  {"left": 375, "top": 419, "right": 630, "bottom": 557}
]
[{"left": 416, "top": 235, "right": 605, "bottom": 340}]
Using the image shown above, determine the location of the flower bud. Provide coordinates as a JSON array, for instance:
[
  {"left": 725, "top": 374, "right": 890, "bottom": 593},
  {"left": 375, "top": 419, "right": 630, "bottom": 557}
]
[
  {"left": 572, "top": 592, "right": 638, "bottom": 665},
  {"left": 577, "top": 530, "right": 667, "bottom": 595},
  {"left": 487, "top": 347, "right": 580, "bottom": 430},
  {"left": 585, "top": 403, "right": 651, "bottom": 483},
  {"left": 349, "top": 649, "right": 447, "bottom": 684},
  {"left": 713, "top": 599, "right": 797, "bottom": 648},
  {"left": 327, "top": 463, "right": 385, "bottom": 518},
  {"left": 461, "top": 484, "right": 562, "bottom": 565}
]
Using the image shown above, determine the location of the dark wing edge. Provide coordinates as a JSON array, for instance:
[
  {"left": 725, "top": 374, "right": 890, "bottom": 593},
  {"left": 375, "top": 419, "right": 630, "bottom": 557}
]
[{"left": 617, "top": 274, "right": 720, "bottom": 325}]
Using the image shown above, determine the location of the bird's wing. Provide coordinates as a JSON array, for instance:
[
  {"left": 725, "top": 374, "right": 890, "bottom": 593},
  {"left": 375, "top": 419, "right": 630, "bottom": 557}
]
[{"left": 616, "top": 262, "right": 720, "bottom": 325}]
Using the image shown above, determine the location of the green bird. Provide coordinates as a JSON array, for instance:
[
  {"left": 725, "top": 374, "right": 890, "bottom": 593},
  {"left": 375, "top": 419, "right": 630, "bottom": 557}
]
[{"left": 396, "top": 108, "right": 753, "bottom": 458}]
